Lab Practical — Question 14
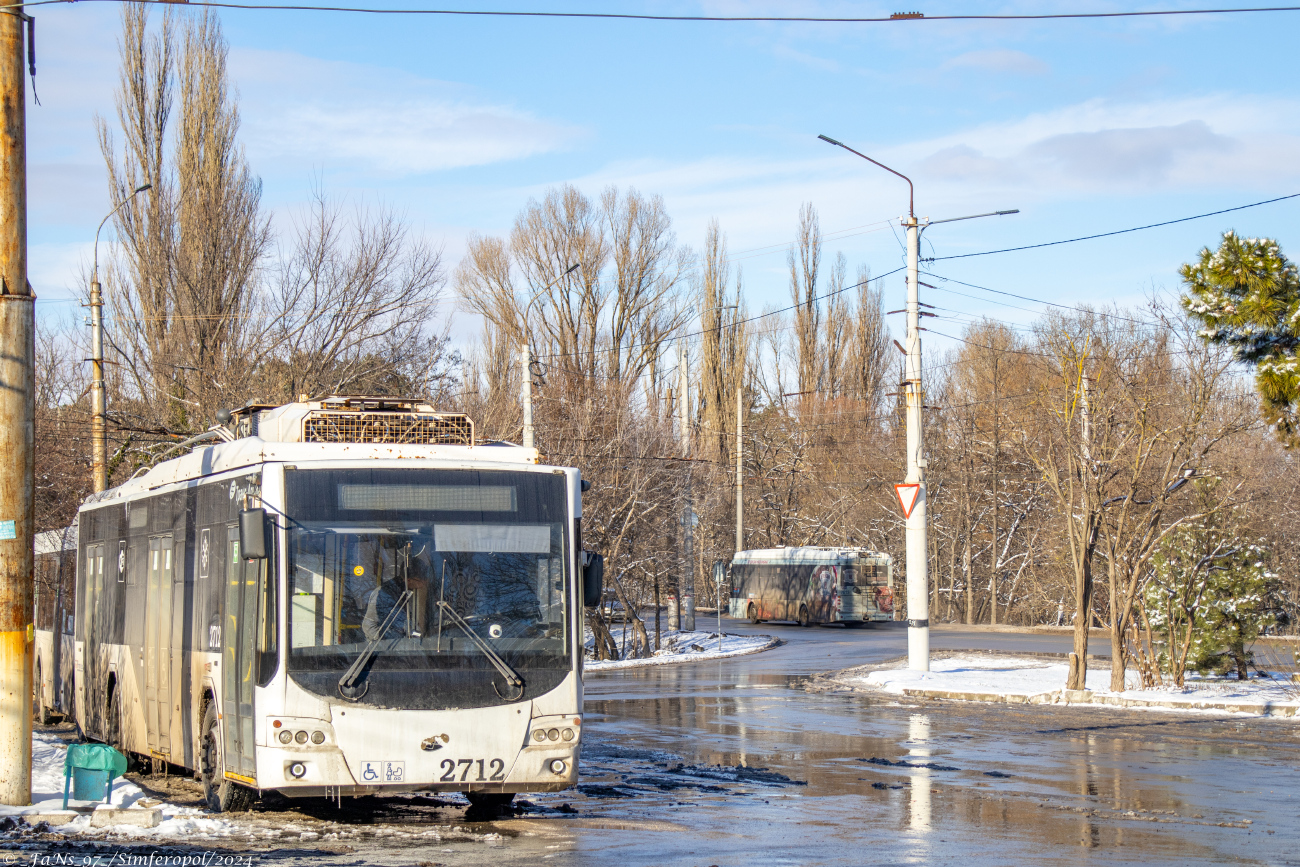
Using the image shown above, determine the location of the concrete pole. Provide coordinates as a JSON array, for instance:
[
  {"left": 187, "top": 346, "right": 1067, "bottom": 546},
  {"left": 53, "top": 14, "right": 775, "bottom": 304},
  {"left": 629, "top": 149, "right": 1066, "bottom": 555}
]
[
  {"left": 520, "top": 343, "right": 533, "bottom": 450},
  {"left": 0, "top": 3, "right": 32, "bottom": 806},
  {"left": 735, "top": 347, "right": 743, "bottom": 556},
  {"left": 904, "top": 216, "right": 929, "bottom": 672},
  {"left": 678, "top": 342, "right": 694, "bottom": 632},
  {"left": 90, "top": 279, "right": 105, "bottom": 492}
]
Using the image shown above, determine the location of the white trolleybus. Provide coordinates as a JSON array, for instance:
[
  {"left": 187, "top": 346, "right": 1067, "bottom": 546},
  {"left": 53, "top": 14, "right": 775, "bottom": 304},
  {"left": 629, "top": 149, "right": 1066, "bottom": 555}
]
[
  {"left": 728, "top": 547, "right": 893, "bottom": 627},
  {"left": 69, "top": 396, "right": 603, "bottom": 812}
]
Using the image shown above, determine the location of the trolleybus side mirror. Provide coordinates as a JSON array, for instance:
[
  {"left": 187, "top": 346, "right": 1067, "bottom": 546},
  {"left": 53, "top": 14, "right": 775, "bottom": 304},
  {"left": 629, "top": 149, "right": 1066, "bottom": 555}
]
[
  {"left": 582, "top": 551, "right": 604, "bottom": 608},
  {"left": 240, "top": 508, "right": 269, "bottom": 560}
]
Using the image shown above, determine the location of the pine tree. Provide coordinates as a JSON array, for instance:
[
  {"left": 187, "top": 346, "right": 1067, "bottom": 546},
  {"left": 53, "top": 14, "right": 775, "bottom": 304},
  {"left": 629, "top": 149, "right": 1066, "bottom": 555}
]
[
  {"left": 1180, "top": 231, "right": 1300, "bottom": 444},
  {"left": 1146, "top": 514, "right": 1277, "bottom": 684}
]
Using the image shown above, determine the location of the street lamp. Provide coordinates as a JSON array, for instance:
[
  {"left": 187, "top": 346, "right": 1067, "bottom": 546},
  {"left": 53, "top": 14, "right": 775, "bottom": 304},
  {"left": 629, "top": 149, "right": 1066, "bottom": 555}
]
[
  {"left": 818, "top": 134, "right": 1016, "bottom": 671},
  {"left": 520, "top": 262, "right": 580, "bottom": 451},
  {"left": 90, "top": 182, "right": 151, "bottom": 493}
]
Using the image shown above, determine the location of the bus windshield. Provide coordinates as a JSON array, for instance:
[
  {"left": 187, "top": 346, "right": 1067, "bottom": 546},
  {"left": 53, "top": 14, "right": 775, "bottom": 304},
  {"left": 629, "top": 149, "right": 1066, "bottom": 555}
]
[{"left": 284, "top": 468, "right": 571, "bottom": 710}]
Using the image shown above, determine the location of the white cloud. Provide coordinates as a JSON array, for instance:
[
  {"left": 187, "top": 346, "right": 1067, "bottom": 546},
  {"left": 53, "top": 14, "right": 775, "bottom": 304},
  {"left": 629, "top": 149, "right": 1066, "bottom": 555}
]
[
  {"left": 233, "top": 48, "right": 584, "bottom": 176},
  {"left": 942, "top": 49, "right": 1050, "bottom": 76},
  {"left": 907, "top": 95, "right": 1300, "bottom": 191}
]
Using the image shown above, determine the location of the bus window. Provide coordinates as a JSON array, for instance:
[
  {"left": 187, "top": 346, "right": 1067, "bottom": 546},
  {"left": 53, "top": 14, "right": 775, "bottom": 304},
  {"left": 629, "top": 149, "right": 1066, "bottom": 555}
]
[{"left": 256, "top": 556, "right": 278, "bottom": 686}]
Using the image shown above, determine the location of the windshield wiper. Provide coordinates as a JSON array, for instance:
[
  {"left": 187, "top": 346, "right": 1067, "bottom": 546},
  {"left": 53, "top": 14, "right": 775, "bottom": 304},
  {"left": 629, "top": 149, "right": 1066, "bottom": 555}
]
[
  {"left": 338, "top": 590, "right": 412, "bottom": 701},
  {"left": 436, "top": 600, "right": 525, "bottom": 701}
]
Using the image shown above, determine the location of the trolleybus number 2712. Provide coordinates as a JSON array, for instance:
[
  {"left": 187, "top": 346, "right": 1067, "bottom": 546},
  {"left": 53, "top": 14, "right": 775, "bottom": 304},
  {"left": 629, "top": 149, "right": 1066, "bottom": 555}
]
[{"left": 50, "top": 396, "right": 604, "bottom": 813}]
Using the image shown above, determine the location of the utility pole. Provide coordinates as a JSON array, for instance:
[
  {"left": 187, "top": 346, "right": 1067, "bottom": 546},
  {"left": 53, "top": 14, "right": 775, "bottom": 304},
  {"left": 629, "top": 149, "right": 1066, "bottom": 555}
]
[
  {"left": 0, "top": 3, "right": 32, "bottom": 806},
  {"left": 678, "top": 342, "right": 694, "bottom": 632},
  {"left": 990, "top": 352, "right": 999, "bottom": 626},
  {"left": 520, "top": 263, "right": 579, "bottom": 453},
  {"left": 89, "top": 182, "right": 149, "bottom": 492},
  {"left": 902, "top": 214, "right": 930, "bottom": 671},
  {"left": 735, "top": 330, "right": 743, "bottom": 557},
  {"left": 520, "top": 345, "right": 533, "bottom": 450},
  {"left": 818, "top": 133, "right": 1017, "bottom": 673}
]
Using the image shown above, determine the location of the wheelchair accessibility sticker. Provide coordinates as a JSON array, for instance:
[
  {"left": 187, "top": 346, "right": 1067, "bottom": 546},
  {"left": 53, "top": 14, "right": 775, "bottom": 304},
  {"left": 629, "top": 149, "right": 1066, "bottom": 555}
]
[{"left": 360, "top": 761, "right": 405, "bottom": 783}]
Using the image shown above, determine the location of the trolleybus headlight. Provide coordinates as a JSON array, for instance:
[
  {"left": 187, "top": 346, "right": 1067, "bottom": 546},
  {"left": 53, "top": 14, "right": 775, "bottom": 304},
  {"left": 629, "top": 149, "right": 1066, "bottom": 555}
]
[
  {"left": 549, "top": 759, "right": 566, "bottom": 775},
  {"left": 533, "top": 730, "right": 546, "bottom": 742},
  {"left": 278, "top": 730, "right": 293, "bottom": 744},
  {"left": 311, "top": 730, "right": 325, "bottom": 744},
  {"left": 295, "top": 730, "right": 309, "bottom": 744},
  {"left": 547, "top": 728, "right": 560, "bottom": 741},
  {"left": 289, "top": 762, "right": 307, "bottom": 779},
  {"left": 561, "top": 728, "right": 574, "bottom": 741}
]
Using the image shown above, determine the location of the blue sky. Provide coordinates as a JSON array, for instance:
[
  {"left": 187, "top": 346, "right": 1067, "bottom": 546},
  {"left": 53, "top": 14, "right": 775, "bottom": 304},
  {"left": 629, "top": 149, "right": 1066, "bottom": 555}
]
[{"left": 26, "top": 0, "right": 1300, "bottom": 356}]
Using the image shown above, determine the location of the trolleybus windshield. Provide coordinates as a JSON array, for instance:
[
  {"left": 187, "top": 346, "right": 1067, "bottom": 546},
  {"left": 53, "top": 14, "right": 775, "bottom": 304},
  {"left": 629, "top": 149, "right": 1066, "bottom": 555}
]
[{"left": 285, "top": 468, "right": 570, "bottom": 710}]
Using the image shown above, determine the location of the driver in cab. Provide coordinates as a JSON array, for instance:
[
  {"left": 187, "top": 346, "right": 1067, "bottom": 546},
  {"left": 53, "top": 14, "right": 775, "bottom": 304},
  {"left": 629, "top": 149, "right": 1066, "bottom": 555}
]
[{"left": 361, "top": 549, "right": 431, "bottom": 641}]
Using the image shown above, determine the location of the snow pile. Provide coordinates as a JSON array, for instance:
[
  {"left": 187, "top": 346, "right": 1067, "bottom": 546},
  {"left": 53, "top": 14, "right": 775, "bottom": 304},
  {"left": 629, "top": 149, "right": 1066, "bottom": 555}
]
[
  {"left": 855, "top": 654, "right": 1300, "bottom": 714},
  {"left": 859, "top": 655, "right": 1121, "bottom": 696},
  {"left": 0, "top": 731, "right": 239, "bottom": 838},
  {"left": 585, "top": 628, "right": 776, "bottom": 670}
]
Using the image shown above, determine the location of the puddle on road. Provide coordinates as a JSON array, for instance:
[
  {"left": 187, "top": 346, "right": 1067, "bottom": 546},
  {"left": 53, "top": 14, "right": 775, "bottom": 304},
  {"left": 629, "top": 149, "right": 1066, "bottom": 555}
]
[{"left": 554, "top": 677, "right": 1300, "bottom": 865}]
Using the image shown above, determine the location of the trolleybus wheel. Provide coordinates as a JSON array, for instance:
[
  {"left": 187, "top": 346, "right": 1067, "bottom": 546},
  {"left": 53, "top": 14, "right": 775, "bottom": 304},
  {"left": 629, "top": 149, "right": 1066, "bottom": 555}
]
[
  {"left": 33, "top": 663, "right": 49, "bottom": 725},
  {"left": 200, "top": 701, "right": 253, "bottom": 813},
  {"left": 798, "top": 606, "right": 812, "bottom": 628},
  {"left": 747, "top": 603, "right": 762, "bottom": 625},
  {"left": 464, "top": 792, "right": 515, "bottom": 814}
]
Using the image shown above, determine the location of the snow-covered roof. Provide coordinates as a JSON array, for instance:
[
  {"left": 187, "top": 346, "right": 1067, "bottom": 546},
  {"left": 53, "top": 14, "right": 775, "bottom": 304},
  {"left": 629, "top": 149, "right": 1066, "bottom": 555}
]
[
  {"left": 731, "top": 546, "right": 891, "bottom": 565},
  {"left": 35, "top": 525, "right": 77, "bottom": 555}
]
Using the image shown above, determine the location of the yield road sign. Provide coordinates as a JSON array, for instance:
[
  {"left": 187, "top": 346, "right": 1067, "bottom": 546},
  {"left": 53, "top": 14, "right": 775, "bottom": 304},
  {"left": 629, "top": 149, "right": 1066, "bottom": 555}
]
[{"left": 894, "top": 483, "right": 921, "bottom": 519}]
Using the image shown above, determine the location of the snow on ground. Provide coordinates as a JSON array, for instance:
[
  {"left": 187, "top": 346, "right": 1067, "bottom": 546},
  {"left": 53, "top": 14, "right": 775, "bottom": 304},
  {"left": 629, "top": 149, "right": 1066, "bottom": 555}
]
[
  {"left": 854, "top": 654, "right": 1300, "bottom": 714},
  {"left": 585, "top": 627, "right": 777, "bottom": 670},
  {"left": 0, "top": 731, "right": 239, "bottom": 838}
]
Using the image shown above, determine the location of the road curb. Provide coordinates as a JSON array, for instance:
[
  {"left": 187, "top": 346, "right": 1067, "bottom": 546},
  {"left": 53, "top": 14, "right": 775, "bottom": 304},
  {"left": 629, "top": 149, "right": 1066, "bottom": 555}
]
[{"left": 812, "top": 651, "right": 1300, "bottom": 716}]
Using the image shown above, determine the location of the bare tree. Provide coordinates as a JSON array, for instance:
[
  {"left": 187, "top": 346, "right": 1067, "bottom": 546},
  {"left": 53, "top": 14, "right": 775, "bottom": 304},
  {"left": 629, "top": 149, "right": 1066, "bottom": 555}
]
[
  {"left": 789, "top": 203, "right": 822, "bottom": 400},
  {"left": 98, "top": 3, "right": 271, "bottom": 432}
]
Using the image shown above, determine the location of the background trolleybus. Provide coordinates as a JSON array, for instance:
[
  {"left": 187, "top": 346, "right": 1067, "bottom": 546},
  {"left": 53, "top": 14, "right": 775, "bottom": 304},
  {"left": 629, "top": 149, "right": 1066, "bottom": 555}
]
[
  {"left": 70, "top": 396, "right": 603, "bottom": 812},
  {"left": 728, "top": 547, "right": 893, "bottom": 627}
]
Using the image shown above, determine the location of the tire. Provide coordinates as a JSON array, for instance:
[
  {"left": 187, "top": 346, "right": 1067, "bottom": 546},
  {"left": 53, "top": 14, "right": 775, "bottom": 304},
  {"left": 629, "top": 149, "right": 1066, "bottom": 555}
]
[
  {"left": 465, "top": 792, "right": 515, "bottom": 815},
  {"left": 33, "top": 663, "right": 49, "bottom": 725},
  {"left": 747, "top": 604, "right": 762, "bottom": 625},
  {"left": 798, "top": 606, "right": 812, "bottom": 628},
  {"left": 199, "top": 701, "right": 254, "bottom": 813}
]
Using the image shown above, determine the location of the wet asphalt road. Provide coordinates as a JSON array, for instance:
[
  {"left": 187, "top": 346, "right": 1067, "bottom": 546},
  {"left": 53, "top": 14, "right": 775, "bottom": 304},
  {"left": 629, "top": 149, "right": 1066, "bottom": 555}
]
[{"left": 8, "top": 622, "right": 1299, "bottom": 866}]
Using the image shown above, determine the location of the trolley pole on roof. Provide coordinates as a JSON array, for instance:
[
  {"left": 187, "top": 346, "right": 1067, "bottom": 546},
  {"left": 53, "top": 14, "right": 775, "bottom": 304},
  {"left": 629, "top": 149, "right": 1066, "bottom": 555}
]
[
  {"left": 817, "top": 133, "right": 1017, "bottom": 672},
  {"left": 0, "top": 5, "right": 32, "bottom": 806}
]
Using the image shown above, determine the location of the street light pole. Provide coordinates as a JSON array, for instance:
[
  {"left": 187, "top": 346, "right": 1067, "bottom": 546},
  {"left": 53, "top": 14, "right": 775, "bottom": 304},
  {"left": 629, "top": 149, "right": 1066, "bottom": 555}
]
[
  {"left": 520, "top": 262, "right": 580, "bottom": 452},
  {"left": 90, "top": 182, "right": 151, "bottom": 493},
  {"left": 818, "top": 134, "right": 1016, "bottom": 671}
]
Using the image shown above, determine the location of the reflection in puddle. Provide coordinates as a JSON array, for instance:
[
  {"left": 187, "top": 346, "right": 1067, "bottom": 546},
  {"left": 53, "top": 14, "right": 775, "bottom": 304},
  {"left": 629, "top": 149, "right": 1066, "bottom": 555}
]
[{"left": 566, "top": 665, "right": 1300, "bottom": 865}]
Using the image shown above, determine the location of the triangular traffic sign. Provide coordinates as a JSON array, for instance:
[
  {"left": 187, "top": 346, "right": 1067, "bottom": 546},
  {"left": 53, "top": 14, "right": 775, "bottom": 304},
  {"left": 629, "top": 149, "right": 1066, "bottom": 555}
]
[{"left": 894, "top": 483, "right": 921, "bottom": 519}]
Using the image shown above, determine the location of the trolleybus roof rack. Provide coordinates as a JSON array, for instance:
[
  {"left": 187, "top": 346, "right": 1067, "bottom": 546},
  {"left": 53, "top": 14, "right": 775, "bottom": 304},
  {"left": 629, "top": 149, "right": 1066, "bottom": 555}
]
[{"left": 222, "top": 395, "right": 476, "bottom": 446}]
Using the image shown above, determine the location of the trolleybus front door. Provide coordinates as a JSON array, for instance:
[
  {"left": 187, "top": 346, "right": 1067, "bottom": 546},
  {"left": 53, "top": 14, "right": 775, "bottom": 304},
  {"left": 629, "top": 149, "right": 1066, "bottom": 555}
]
[
  {"left": 223, "top": 528, "right": 258, "bottom": 781},
  {"left": 144, "top": 534, "right": 175, "bottom": 756}
]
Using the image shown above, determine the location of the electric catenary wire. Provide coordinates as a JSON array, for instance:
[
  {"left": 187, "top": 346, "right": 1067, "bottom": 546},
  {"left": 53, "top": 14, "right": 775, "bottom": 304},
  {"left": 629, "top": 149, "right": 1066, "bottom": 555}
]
[
  {"left": 927, "top": 192, "right": 1300, "bottom": 262},
  {"left": 11, "top": 0, "right": 1300, "bottom": 21}
]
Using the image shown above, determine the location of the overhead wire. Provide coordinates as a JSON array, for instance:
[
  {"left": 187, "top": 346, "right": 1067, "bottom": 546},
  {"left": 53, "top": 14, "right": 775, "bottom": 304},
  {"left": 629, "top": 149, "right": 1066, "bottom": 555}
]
[
  {"left": 927, "top": 192, "right": 1300, "bottom": 262},
  {"left": 11, "top": 0, "right": 1300, "bottom": 22}
]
